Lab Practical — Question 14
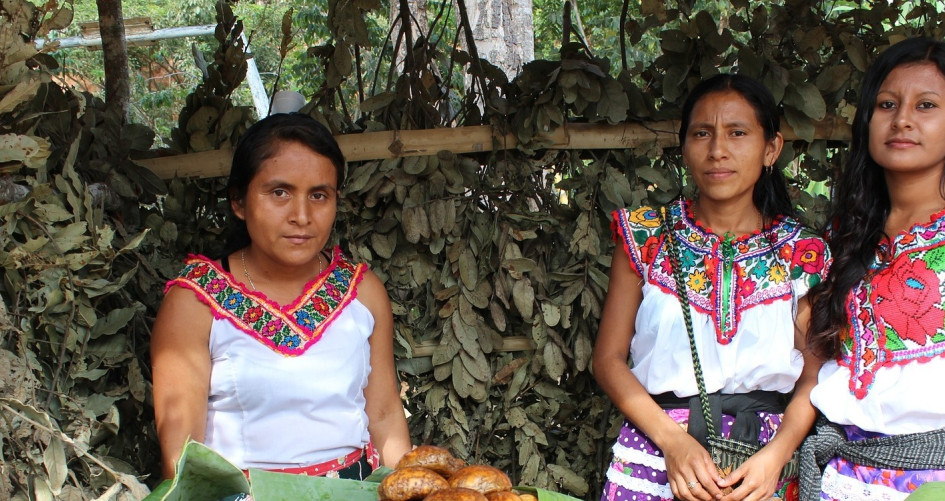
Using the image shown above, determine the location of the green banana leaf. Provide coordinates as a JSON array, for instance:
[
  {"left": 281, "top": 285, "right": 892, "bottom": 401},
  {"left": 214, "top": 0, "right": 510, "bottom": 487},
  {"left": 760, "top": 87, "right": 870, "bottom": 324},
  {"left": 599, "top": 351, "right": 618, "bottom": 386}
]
[
  {"left": 142, "top": 440, "right": 249, "bottom": 501},
  {"left": 906, "top": 482, "right": 945, "bottom": 500},
  {"left": 142, "top": 441, "right": 581, "bottom": 501},
  {"left": 249, "top": 469, "right": 379, "bottom": 500}
]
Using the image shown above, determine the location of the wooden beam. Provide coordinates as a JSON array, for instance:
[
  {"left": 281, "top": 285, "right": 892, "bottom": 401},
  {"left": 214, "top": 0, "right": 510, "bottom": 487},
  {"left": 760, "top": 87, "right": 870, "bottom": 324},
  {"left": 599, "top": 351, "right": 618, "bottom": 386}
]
[
  {"left": 135, "top": 118, "right": 852, "bottom": 179},
  {"left": 409, "top": 336, "right": 536, "bottom": 358}
]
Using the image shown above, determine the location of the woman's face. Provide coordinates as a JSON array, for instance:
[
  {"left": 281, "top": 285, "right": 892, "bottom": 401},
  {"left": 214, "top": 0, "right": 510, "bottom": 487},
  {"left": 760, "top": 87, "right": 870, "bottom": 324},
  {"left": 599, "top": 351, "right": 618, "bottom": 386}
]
[
  {"left": 868, "top": 62, "right": 945, "bottom": 178},
  {"left": 682, "top": 90, "right": 782, "bottom": 207},
  {"left": 232, "top": 140, "right": 338, "bottom": 270}
]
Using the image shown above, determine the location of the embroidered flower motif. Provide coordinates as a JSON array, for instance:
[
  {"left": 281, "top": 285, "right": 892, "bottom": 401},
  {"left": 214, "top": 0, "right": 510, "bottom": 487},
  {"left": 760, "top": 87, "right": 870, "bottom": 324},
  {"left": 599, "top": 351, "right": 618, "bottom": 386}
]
[
  {"left": 282, "top": 334, "right": 301, "bottom": 348},
  {"left": 679, "top": 247, "right": 698, "bottom": 270},
  {"left": 791, "top": 238, "right": 826, "bottom": 274},
  {"left": 640, "top": 235, "right": 660, "bottom": 264},
  {"left": 243, "top": 306, "right": 263, "bottom": 323},
  {"left": 223, "top": 292, "right": 244, "bottom": 310},
  {"left": 192, "top": 263, "right": 210, "bottom": 278},
  {"left": 688, "top": 232, "right": 703, "bottom": 244},
  {"left": 737, "top": 242, "right": 750, "bottom": 254},
  {"left": 628, "top": 207, "right": 660, "bottom": 228},
  {"left": 207, "top": 278, "right": 227, "bottom": 294},
  {"left": 871, "top": 257, "right": 944, "bottom": 346},
  {"left": 779, "top": 243, "right": 793, "bottom": 262},
  {"left": 739, "top": 275, "right": 757, "bottom": 297},
  {"left": 295, "top": 310, "right": 315, "bottom": 329},
  {"left": 262, "top": 319, "right": 284, "bottom": 338},
  {"left": 325, "top": 282, "right": 341, "bottom": 300},
  {"left": 767, "top": 262, "right": 787, "bottom": 283},
  {"left": 751, "top": 259, "right": 770, "bottom": 279},
  {"left": 687, "top": 270, "right": 709, "bottom": 293},
  {"left": 313, "top": 297, "right": 331, "bottom": 315}
]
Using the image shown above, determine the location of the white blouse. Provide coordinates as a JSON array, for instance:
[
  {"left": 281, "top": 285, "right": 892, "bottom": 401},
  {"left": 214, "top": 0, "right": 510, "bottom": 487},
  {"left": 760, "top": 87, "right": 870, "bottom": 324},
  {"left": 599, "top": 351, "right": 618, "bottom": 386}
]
[
  {"left": 204, "top": 299, "right": 374, "bottom": 468},
  {"left": 167, "top": 248, "right": 375, "bottom": 469},
  {"left": 613, "top": 200, "right": 831, "bottom": 398}
]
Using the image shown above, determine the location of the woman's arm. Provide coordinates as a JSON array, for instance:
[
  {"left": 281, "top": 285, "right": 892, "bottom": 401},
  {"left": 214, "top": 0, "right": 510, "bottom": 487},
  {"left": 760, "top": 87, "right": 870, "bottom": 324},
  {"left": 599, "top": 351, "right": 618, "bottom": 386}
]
[
  {"left": 594, "top": 245, "right": 721, "bottom": 501},
  {"left": 359, "top": 270, "right": 412, "bottom": 467},
  {"left": 151, "top": 286, "right": 213, "bottom": 479},
  {"left": 718, "top": 296, "right": 821, "bottom": 501}
]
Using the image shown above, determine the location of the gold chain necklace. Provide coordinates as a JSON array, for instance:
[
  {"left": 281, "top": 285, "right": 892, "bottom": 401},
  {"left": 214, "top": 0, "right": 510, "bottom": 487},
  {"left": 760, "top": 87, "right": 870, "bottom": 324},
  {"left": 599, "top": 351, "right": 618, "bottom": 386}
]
[{"left": 240, "top": 249, "right": 323, "bottom": 291}]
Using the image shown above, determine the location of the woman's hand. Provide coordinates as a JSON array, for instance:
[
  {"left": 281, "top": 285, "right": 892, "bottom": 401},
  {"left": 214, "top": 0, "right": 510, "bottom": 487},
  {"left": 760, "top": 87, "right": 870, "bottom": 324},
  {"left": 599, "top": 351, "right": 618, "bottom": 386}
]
[
  {"left": 661, "top": 431, "right": 723, "bottom": 501},
  {"left": 717, "top": 446, "right": 782, "bottom": 501}
]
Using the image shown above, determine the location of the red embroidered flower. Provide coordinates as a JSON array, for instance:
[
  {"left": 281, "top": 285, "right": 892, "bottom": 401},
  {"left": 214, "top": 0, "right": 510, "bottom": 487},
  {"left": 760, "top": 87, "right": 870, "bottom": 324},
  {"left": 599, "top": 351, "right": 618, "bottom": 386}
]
[
  {"left": 313, "top": 297, "right": 331, "bottom": 315},
  {"left": 191, "top": 263, "right": 209, "bottom": 278},
  {"left": 739, "top": 275, "right": 757, "bottom": 297},
  {"left": 243, "top": 306, "right": 263, "bottom": 323},
  {"left": 640, "top": 235, "right": 660, "bottom": 264},
  {"left": 871, "top": 258, "right": 944, "bottom": 346},
  {"left": 783, "top": 480, "right": 799, "bottom": 501},
  {"left": 790, "top": 238, "right": 826, "bottom": 274},
  {"left": 779, "top": 244, "right": 793, "bottom": 262}
]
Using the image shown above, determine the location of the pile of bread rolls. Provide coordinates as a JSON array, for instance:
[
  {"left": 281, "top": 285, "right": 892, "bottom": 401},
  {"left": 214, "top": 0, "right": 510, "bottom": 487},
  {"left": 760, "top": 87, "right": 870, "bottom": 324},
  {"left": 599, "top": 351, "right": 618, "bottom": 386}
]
[{"left": 377, "top": 446, "right": 538, "bottom": 501}]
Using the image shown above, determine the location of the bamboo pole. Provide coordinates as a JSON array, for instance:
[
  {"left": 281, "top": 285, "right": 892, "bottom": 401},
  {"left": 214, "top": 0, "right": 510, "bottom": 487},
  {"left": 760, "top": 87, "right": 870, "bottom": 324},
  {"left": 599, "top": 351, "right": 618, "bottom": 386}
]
[{"left": 135, "top": 118, "right": 852, "bottom": 179}]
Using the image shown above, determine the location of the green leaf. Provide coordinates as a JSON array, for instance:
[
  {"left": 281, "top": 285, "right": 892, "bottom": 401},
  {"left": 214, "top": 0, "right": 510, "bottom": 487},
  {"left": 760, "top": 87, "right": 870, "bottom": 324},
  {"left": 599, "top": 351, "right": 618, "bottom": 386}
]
[
  {"left": 249, "top": 469, "right": 379, "bottom": 501},
  {"left": 43, "top": 436, "right": 67, "bottom": 495},
  {"left": 90, "top": 307, "right": 137, "bottom": 339},
  {"left": 359, "top": 92, "right": 396, "bottom": 113},
  {"left": 144, "top": 441, "right": 249, "bottom": 501},
  {"left": 906, "top": 482, "right": 945, "bottom": 500}
]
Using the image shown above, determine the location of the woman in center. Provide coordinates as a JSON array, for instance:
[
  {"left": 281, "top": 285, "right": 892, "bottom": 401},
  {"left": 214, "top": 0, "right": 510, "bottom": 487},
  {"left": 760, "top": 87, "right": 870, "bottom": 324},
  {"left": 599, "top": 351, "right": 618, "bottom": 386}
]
[{"left": 595, "top": 74, "right": 830, "bottom": 501}]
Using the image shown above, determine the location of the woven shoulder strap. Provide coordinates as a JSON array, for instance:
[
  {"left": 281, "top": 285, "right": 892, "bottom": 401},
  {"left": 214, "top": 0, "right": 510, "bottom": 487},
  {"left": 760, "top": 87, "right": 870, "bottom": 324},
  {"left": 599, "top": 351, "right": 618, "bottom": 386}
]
[{"left": 660, "top": 206, "right": 717, "bottom": 439}]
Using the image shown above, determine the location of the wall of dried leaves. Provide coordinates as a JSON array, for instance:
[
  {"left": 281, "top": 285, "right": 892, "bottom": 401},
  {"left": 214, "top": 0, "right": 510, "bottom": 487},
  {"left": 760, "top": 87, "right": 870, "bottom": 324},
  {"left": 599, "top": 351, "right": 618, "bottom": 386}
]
[{"left": 2, "top": 0, "right": 945, "bottom": 499}]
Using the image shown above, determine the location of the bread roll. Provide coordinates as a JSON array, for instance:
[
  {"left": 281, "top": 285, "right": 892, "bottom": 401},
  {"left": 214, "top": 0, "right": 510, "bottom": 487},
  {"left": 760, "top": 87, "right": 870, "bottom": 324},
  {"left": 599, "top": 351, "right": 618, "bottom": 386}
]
[
  {"left": 448, "top": 465, "right": 513, "bottom": 495},
  {"left": 378, "top": 466, "right": 450, "bottom": 501}
]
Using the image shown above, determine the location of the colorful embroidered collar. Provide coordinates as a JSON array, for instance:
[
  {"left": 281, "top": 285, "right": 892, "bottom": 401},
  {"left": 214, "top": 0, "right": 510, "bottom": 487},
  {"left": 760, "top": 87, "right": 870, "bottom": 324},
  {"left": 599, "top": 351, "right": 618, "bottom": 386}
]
[
  {"left": 616, "top": 199, "right": 828, "bottom": 344},
  {"left": 166, "top": 246, "right": 365, "bottom": 356},
  {"left": 839, "top": 209, "right": 945, "bottom": 398}
]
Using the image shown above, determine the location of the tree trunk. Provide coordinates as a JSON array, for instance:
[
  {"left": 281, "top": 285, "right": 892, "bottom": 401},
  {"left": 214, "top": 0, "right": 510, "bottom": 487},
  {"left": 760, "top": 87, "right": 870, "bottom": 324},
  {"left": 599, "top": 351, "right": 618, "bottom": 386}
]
[
  {"left": 462, "top": 0, "right": 534, "bottom": 79},
  {"left": 96, "top": 0, "right": 130, "bottom": 123}
]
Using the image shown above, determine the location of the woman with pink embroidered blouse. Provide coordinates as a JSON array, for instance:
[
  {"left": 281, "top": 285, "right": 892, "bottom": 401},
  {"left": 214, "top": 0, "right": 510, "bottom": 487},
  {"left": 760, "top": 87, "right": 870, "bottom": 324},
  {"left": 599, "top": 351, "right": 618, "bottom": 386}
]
[{"left": 151, "top": 113, "right": 411, "bottom": 480}]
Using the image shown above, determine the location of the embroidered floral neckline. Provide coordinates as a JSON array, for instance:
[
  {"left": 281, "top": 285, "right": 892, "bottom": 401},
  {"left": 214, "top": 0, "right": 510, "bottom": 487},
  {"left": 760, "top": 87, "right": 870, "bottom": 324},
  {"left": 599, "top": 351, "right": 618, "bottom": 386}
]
[
  {"left": 167, "top": 246, "right": 365, "bottom": 356},
  {"left": 615, "top": 199, "right": 829, "bottom": 345},
  {"left": 840, "top": 211, "right": 945, "bottom": 398}
]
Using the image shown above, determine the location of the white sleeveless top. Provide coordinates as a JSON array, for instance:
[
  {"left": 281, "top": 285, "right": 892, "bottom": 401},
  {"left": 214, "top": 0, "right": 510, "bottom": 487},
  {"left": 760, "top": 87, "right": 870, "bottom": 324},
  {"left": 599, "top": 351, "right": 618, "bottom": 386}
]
[
  {"left": 613, "top": 200, "right": 831, "bottom": 396},
  {"left": 167, "top": 247, "right": 374, "bottom": 469}
]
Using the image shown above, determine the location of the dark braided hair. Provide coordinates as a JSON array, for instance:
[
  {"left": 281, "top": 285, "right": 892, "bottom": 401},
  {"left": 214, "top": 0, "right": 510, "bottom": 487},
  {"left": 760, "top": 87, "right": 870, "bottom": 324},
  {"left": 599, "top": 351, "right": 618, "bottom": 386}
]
[{"left": 807, "top": 37, "right": 945, "bottom": 360}]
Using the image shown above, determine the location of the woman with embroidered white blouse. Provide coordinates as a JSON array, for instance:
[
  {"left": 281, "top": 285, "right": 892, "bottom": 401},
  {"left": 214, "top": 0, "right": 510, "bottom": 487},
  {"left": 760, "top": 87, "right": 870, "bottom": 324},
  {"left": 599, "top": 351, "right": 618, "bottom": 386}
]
[
  {"left": 803, "top": 37, "right": 945, "bottom": 501},
  {"left": 594, "top": 74, "right": 830, "bottom": 501},
  {"left": 151, "top": 113, "right": 411, "bottom": 480}
]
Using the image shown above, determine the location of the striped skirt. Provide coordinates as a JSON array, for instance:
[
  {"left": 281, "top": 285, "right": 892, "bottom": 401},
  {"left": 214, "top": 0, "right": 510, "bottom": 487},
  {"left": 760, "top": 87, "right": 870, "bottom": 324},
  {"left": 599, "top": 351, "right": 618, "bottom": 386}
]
[{"left": 601, "top": 408, "right": 798, "bottom": 501}]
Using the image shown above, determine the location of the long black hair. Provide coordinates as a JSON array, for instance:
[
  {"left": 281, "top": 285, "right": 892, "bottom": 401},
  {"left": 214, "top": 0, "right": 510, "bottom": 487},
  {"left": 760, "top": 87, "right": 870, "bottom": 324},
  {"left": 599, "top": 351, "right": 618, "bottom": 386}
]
[
  {"left": 807, "top": 37, "right": 945, "bottom": 360},
  {"left": 678, "top": 73, "right": 795, "bottom": 225},
  {"left": 221, "top": 113, "right": 346, "bottom": 258}
]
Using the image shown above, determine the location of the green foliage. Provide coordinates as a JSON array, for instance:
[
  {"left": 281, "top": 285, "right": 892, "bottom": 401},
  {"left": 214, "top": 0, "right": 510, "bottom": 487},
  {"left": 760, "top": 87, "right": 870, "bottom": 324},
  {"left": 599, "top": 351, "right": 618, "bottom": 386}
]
[{"left": 4, "top": 0, "right": 945, "bottom": 500}]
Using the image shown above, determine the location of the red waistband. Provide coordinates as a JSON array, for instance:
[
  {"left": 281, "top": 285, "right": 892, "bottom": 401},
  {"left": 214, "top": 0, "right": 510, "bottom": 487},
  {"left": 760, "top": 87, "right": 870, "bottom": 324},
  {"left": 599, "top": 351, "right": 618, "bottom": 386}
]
[{"left": 243, "top": 442, "right": 379, "bottom": 477}]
